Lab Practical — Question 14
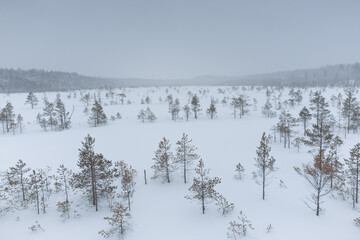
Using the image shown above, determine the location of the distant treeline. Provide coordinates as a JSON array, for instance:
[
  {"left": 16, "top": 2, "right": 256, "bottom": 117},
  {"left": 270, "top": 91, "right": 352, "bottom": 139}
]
[{"left": 0, "top": 63, "right": 359, "bottom": 92}]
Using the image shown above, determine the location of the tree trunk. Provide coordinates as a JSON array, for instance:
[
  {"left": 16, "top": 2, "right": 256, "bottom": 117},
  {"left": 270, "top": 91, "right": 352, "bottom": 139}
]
[{"left": 144, "top": 170, "right": 147, "bottom": 185}]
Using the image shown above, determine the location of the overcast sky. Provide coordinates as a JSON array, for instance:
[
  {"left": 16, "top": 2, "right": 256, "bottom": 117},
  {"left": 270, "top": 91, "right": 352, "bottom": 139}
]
[{"left": 0, "top": 0, "right": 359, "bottom": 79}]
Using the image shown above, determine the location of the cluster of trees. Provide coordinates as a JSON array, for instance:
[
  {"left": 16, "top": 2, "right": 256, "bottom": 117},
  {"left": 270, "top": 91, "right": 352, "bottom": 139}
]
[
  {"left": 137, "top": 107, "right": 156, "bottom": 123},
  {"left": 0, "top": 102, "right": 23, "bottom": 134},
  {"left": 36, "top": 93, "right": 73, "bottom": 131},
  {"left": 291, "top": 90, "right": 360, "bottom": 216},
  {"left": 0, "top": 134, "right": 137, "bottom": 220}
]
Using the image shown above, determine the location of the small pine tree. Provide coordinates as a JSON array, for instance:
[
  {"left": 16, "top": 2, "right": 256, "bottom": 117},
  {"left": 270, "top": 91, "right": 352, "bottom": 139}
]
[
  {"left": 2, "top": 102, "right": 15, "bottom": 132},
  {"left": 119, "top": 165, "right": 137, "bottom": 211},
  {"left": 234, "top": 163, "right": 245, "bottom": 180},
  {"left": 151, "top": 137, "right": 175, "bottom": 183},
  {"left": 344, "top": 143, "right": 360, "bottom": 205},
  {"left": 299, "top": 106, "right": 312, "bottom": 135},
  {"left": 191, "top": 95, "right": 201, "bottom": 120},
  {"left": 227, "top": 210, "right": 254, "bottom": 239},
  {"left": 55, "top": 93, "right": 72, "bottom": 130},
  {"left": 5, "top": 159, "right": 31, "bottom": 208},
  {"left": 254, "top": 132, "right": 276, "bottom": 200},
  {"left": 183, "top": 105, "right": 191, "bottom": 121},
  {"left": 56, "top": 164, "right": 72, "bottom": 218},
  {"left": 72, "top": 134, "right": 115, "bottom": 211},
  {"left": 42, "top": 97, "right": 57, "bottom": 130},
  {"left": 206, "top": 98, "right": 217, "bottom": 119},
  {"left": 16, "top": 114, "right": 24, "bottom": 134},
  {"left": 294, "top": 150, "right": 334, "bottom": 216},
  {"left": 88, "top": 99, "right": 107, "bottom": 127},
  {"left": 99, "top": 203, "right": 131, "bottom": 239},
  {"left": 174, "top": 133, "right": 199, "bottom": 184},
  {"left": 137, "top": 109, "right": 146, "bottom": 123},
  {"left": 215, "top": 194, "right": 234, "bottom": 216},
  {"left": 185, "top": 159, "right": 221, "bottom": 214},
  {"left": 145, "top": 107, "right": 157, "bottom": 122},
  {"left": 25, "top": 92, "right": 39, "bottom": 109}
]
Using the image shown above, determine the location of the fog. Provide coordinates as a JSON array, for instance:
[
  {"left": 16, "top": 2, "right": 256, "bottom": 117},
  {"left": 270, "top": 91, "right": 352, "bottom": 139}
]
[{"left": 0, "top": 0, "right": 359, "bottom": 79}]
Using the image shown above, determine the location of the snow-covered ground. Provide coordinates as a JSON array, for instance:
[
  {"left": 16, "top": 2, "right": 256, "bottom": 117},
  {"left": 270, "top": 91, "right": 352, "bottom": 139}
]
[{"left": 0, "top": 86, "right": 359, "bottom": 240}]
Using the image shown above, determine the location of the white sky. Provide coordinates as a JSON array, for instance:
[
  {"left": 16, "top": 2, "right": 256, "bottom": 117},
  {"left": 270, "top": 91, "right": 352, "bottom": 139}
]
[{"left": 0, "top": 0, "right": 359, "bottom": 79}]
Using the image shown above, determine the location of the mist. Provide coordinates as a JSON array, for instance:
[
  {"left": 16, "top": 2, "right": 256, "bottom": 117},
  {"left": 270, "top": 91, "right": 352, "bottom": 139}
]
[{"left": 0, "top": 0, "right": 359, "bottom": 79}]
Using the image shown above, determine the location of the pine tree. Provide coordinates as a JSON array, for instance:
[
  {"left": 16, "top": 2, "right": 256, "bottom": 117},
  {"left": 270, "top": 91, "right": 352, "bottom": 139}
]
[
  {"left": 174, "top": 133, "right": 199, "bottom": 184},
  {"left": 88, "top": 99, "right": 107, "bottom": 127},
  {"left": 215, "top": 193, "right": 234, "bottom": 216},
  {"left": 185, "top": 159, "right": 221, "bottom": 214},
  {"left": 262, "top": 101, "right": 276, "bottom": 118},
  {"left": 344, "top": 143, "right": 360, "bottom": 205},
  {"left": 169, "top": 98, "right": 181, "bottom": 121},
  {"left": 254, "top": 132, "right": 276, "bottom": 200},
  {"left": 56, "top": 164, "right": 72, "bottom": 218},
  {"left": 227, "top": 210, "right": 254, "bottom": 239},
  {"left": 119, "top": 164, "right": 137, "bottom": 211},
  {"left": 191, "top": 95, "right": 201, "bottom": 120},
  {"left": 294, "top": 150, "right": 334, "bottom": 216},
  {"left": 2, "top": 102, "right": 15, "bottom": 132},
  {"left": 98, "top": 203, "right": 131, "bottom": 239},
  {"left": 151, "top": 137, "right": 175, "bottom": 183},
  {"left": 235, "top": 163, "right": 245, "bottom": 180},
  {"left": 80, "top": 92, "right": 91, "bottom": 107},
  {"left": 305, "top": 91, "right": 333, "bottom": 162},
  {"left": 55, "top": 93, "right": 72, "bottom": 130},
  {"left": 236, "top": 95, "right": 250, "bottom": 118},
  {"left": 328, "top": 136, "right": 343, "bottom": 188},
  {"left": 183, "top": 104, "right": 191, "bottom": 121},
  {"left": 277, "top": 110, "right": 297, "bottom": 148},
  {"left": 25, "top": 92, "right": 39, "bottom": 109},
  {"left": 206, "top": 98, "right": 217, "bottom": 119},
  {"left": 28, "top": 169, "right": 48, "bottom": 214},
  {"left": 36, "top": 113, "right": 47, "bottom": 131},
  {"left": 342, "top": 88, "right": 359, "bottom": 133},
  {"left": 137, "top": 109, "right": 146, "bottom": 123},
  {"left": 16, "top": 114, "right": 24, "bottom": 134},
  {"left": 299, "top": 106, "right": 312, "bottom": 135},
  {"left": 42, "top": 97, "right": 57, "bottom": 130},
  {"left": 145, "top": 107, "right": 156, "bottom": 122},
  {"left": 5, "top": 159, "right": 31, "bottom": 208},
  {"left": 72, "top": 134, "right": 115, "bottom": 211}
]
